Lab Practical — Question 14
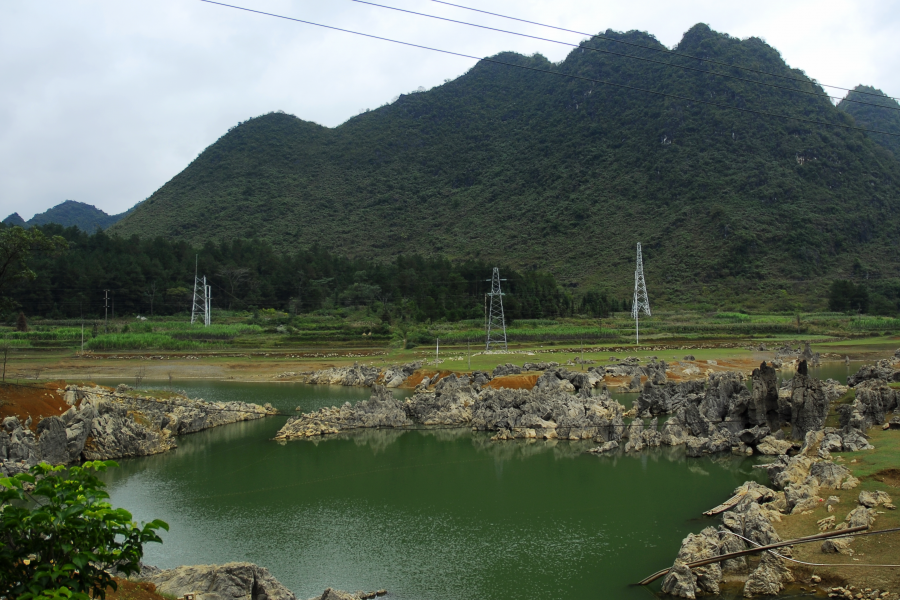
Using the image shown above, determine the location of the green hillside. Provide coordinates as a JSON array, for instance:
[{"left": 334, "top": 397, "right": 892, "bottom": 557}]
[
  {"left": 838, "top": 85, "right": 900, "bottom": 159},
  {"left": 111, "top": 24, "right": 900, "bottom": 309},
  {"left": 5, "top": 200, "right": 128, "bottom": 231}
]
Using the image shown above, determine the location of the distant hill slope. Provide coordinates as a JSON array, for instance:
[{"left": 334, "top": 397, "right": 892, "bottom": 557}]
[
  {"left": 838, "top": 85, "right": 900, "bottom": 159},
  {"left": 4, "top": 200, "right": 129, "bottom": 231},
  {"left": 111, "top": 24, "right": 900, "bottom": 300},
  {"left": 2, "top": 213, "right": 26, "bottom": 227}
]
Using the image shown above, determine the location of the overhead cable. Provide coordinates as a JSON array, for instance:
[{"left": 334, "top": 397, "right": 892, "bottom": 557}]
[
  {"left": 196, "top": 0, "right": 900, "bottom": 138},
  {"left": 430, "top": 0, "right": 900, "bottom": 103},
  {"left": 350, "top": 0, "right": 899, "bottom": 112}
]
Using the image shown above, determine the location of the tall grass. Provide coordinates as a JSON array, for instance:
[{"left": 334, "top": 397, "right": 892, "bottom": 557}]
[
  {"left": 85, "top": 333, "right": 218, "bottom": 351},
  {"left": 0, "top": 328, "right": 85, "bottom": 340}
]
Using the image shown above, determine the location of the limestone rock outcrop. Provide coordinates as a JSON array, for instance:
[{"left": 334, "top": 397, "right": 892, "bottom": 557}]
[
  {"left": 751, "top": 362, "right": 780, "bottom": 433},
  {"left": 276, "top": 381, "right": 627, "bottom": 442},
  {"left": 788, "top": 369, "right": 829, "bottom": 440},
  {"left": 848, "top": 358, "right": 900, "bottom": 386},
  {"left": 1, "top": 385, "right": 275, "bottom": 474},
  {"left": 142, "top": 562, "right": 296, "bottom": 600}
]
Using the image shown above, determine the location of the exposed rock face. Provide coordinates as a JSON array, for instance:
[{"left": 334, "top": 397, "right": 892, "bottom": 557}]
[
  {"left": 275, "top": 386, "right": 413, "bottom": 439},
  {"left": 755, "top": 436, "right": 792, "bottom": 456},
  {"left": 1, "top": 385, "right": 275, "bottom": 474},
  {"left": 699, "top": 372, "right": 747, "bottom": 428},
  {"left": 637, "top": 380, "right": 704, "bottom": 416},
  {"left": 743, "top": 552, "right": 793, "bottom": 597},
  {"left": 858, "top": 490, "right": 892, "bottom": 508},
  {"left": 492, "top": 363, "right": 522, "bottom": 378},
  {"left": 821, "top": 379, "right": 849, "bottom": 402},
  {"left": 848, "top": 358, "right": 900, "bottom": 386},
  {"left": 142, "top": 562, "right": 295, "bottom": 600},
  {"left": 379, "top": 362, "right": 422, "bottom": 387},
  {"left": 789, "top": 373, "right": 828, "bottom": 440},
  {"left": 848, "top": 380, "right": 899, "bottom": 429},
  {"left": 275, "top": 382, "right": 627, "bottom": 443},
  {"left": 534, "top": 369, "right": 576, "bottom": 393},
  {"left": 659, "top": 527, "right": 724, "bottom": 598},
  {"left": 471, "top": 387, "right": 626, "bottom": 441},
  {"left": 523, "top": 361, "right": 560, "bottom": 372},
  {"left": 303, "top": 364, "right": 381, "bottom": 387},
  {"left": 722, "top": 503, "right": 782, "bottom": 547},
  {"left": 751, "top": 362, "right": 780, "bottom": 432},
  {"left": 82, "top": 399, "right": 175, "bottom": 461}
]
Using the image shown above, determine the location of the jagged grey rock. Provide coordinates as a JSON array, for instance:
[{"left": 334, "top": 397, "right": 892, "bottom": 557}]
[
  {"left": 142, "top": 562, "right": 296, "bottom": 600},
  {"left": 849, "top": 380, "right": 899, "bottom": 429},
  {"left": 637, "top": 379, "right": 704, "bottom": 416},
  {"left": 751, "top": 362, "right": 780, "bottom": 432},
  {"left": 276, "top": 382, "right": 627, "bottom": 442},
  {"left": 36, "top": 416, "right": 68, "bottom": 465},
  {"left": 848, "top": 359, "right": 900, "bottom": 386},
  {"left": 660, "top": 527, "right": 723, "bottom": 598},
  {"left": 699, "top": 371, "right": 746, "bottom": 428},
  {"left": 789, "top": 372, "right": 828, "bottom": 440},
  {"left": 743, "top": 552, "right": 793, "bottom": 597}
]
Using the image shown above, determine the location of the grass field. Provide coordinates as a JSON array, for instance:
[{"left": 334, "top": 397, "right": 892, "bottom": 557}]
[{"left": 3, "top": 309, "right": 900, "bottom": 364}]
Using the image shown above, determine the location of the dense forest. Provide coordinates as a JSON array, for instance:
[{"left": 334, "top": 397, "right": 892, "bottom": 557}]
[
  {"left": 110, "top": 24, "right": 900, "bottom": 306},
  {"left": 4, "top": 224, "right": 629, "bottom": 322}
]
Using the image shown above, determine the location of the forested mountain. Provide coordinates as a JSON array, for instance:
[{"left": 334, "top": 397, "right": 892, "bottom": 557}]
[
  {"left": 838, "top": 85, "right": 900, "bottom": 159},
  {"left": 110, "top": 24, "right": 900, "bottom": 308},
  {"left": 3, "top": 200, "right": 127, "bottom": 231}
]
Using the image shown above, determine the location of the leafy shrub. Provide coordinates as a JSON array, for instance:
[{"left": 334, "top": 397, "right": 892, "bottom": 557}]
[{"left": 0, "top": 461, "right": 167, "bottom": 600}]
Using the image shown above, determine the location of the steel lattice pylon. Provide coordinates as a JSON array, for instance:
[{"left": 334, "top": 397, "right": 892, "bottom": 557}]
[
  {"left": 485, "top": 267, "right": 508, "bottom": 351},
  {"left": 190, "top": 256, "right": 211, "bottom": 327},
  {"left": 632, "top": 242, "right": 651, "bottom": 344}
]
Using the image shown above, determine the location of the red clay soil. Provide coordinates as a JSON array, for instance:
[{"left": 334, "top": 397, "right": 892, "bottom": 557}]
[
  {"left": 482, "top": 373, "right": 539, "bottom": 390},
  {"left": 401, "top": 370, "right": 440, "bottom": 388},
  {"left": 0, "top": 381, "right": 70, "bottom": 430}
]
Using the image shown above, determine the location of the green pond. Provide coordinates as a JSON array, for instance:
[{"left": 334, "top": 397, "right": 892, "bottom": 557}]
[{"left": 97, "top": 364, "right": 855, "bottom": 599}]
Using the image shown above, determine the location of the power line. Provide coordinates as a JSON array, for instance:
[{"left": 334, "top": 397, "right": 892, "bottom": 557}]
[
  {"left": 196, "top": 0, "right": 900, "bottom": 139},
  {"left": 350, "top": 0, "right": 900, "bottom": 113},
  {"left": 430, "top": 0, "right": 900, "bottom": 104}
]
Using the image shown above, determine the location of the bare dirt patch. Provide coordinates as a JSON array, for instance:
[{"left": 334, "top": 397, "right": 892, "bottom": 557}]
[
  {"left": 483, "top": 373, "right": 539, "bottom": 390},
  {"left": 106, "top": 578, "right": 167, "bottom": 600},
  {"left": 868, "top": 468, "right": 900, "bottom": 488},
  {"left": 0, "top": 381, "right": 70, "bottom": 430}
]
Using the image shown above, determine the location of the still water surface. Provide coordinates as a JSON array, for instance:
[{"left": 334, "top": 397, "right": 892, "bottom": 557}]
[{"left": 97, "top": 364, "right": 855, "bottom": 599}]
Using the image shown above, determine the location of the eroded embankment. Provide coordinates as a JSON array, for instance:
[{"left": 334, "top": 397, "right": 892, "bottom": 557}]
[{"left": 0, "top": 382, "right": 276, "bottom": 475}]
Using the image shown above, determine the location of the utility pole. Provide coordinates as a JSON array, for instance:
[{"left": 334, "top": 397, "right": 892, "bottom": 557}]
[
  {"left": 435, "top": 337, "right": 439, "bottom": 366},
  {"left": 485, "top": 267, "right": 508, "bottom": 351},
  {"left": 467, "top": 338, "right": 471, "bottom": 371},
  {"left": 632, "top": 242, "right": 651, "bottom": 345},
  {"left": 206, "top": 281, "right": 211, "bottom": 326},
  {"left": 104, "top": 289, "right": 109, "bottom": 333},
  {"left": 81, "top": 323, "right": 84, "bottom": 354}
]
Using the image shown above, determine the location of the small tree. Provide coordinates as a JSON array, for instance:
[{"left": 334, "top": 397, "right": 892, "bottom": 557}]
[
  {"left": 16, "top": 311, "right": 27, "bottom": 332},
  {"left": 0, "top": 461, "right": 168, "bottom": 600}
]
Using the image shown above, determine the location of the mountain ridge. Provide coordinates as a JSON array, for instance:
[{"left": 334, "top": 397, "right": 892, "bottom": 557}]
[
  {"left": 3, "top": 200, "right": 129, "bottom": 231},
  {"left": 109, "top": 23, "right": 900, "bottom": 305}
]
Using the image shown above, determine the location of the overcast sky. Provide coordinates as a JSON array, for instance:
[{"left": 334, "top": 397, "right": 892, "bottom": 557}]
[{"left": 2, "top": 0, "right": 898, "bottom": 221}]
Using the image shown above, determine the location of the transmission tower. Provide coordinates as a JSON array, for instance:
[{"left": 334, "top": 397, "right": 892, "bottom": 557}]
[
  {"left": 632, "top": 242, "right": 651, "bottom": 344},
  {"left": 485, "top": 267, "right": 508, "bottom": 351},
  {"left": 190, "top": 256, "right": 210, "bottom": 327}
]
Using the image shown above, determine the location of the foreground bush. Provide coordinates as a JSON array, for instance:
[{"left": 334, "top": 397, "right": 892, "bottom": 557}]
[{"left": 0, "top": 461, "right": 168, "bottom": 600}]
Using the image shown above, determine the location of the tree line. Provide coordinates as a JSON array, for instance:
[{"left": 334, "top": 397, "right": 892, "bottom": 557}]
[{"left": 1, "top": 224, "right": 628, "bottom": 322}]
